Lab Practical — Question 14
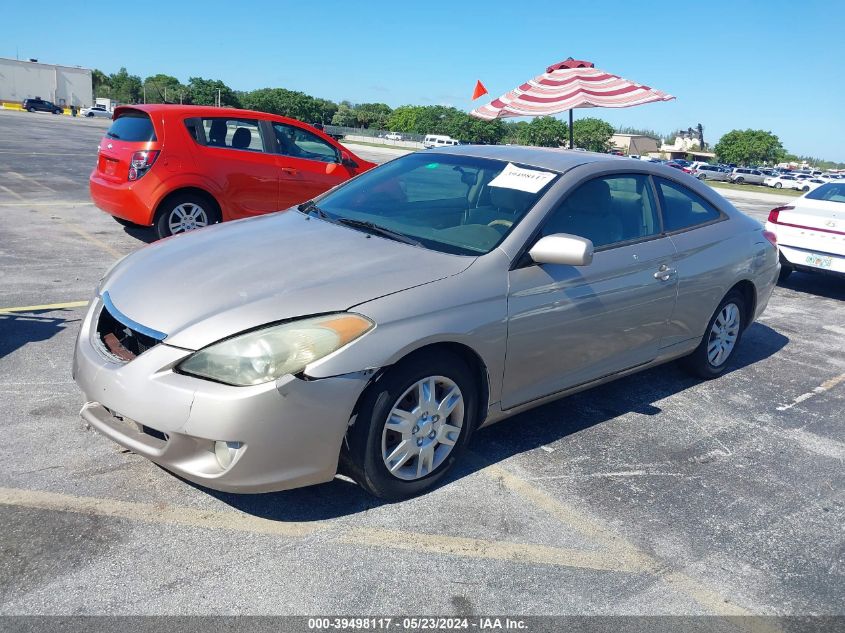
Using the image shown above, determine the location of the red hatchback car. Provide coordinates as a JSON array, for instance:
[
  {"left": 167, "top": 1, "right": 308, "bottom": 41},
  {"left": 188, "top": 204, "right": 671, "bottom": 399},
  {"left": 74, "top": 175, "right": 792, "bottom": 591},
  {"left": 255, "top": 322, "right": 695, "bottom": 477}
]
[{"left": 90, "top": 105, "right": 375, "bottom": 239}]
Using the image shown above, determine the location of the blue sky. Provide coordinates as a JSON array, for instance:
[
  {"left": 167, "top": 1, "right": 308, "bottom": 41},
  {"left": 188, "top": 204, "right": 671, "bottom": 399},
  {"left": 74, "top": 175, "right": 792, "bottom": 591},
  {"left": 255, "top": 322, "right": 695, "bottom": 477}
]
[{"left": 6, "top": 0, "right": 844, "bottom": 160}]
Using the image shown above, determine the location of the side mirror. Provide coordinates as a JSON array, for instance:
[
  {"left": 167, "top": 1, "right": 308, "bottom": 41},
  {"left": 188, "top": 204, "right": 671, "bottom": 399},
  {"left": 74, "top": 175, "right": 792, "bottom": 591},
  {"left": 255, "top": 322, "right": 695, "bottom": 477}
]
[
  {"left": 529, "top": 234, "right": 594, "bottom": 266},
  {"left": 341, "top": 151, "right": 358, "bottom": 169}
]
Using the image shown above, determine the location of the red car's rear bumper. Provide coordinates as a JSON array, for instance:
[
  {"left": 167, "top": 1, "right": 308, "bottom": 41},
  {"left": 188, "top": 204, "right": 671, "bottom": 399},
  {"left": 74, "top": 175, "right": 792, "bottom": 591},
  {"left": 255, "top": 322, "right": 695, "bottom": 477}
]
[{"left": 89, "top": 171, "right": 156, "bottom": 225}]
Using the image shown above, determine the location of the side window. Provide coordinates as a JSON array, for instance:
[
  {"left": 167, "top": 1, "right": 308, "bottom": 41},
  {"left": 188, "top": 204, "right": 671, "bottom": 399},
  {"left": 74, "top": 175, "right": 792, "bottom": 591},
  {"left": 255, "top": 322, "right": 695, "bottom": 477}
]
[
  {"left": 541, "top": 174, "right": 660, "bottom": 248},
  {"left": 199, "top": 118, "right": 265, "bottom": 152},
  {"left": 272, "top": 123, "right": 339, "bottom": 163},
  {"left": 655, "top": 177, "right": 722, "bottom": 232}
]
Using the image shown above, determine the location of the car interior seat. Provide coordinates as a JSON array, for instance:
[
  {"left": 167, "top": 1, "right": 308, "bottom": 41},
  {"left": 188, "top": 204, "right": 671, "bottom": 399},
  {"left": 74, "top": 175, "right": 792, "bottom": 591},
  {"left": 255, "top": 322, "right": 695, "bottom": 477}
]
[
  {"left": 545, "top": 179, "right": 622, "bottom": 247},
  {"left": 232, "top": 127, "right": 252, "bottom": 150},
  {"left": 208, "top": 120, "right": 228, "bottom": 147}
]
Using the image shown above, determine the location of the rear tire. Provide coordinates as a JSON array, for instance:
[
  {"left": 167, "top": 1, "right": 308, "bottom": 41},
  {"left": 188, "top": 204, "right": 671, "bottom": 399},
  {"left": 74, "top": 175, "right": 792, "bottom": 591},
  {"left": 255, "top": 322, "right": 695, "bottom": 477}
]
[
  {"left": 154, "top": 193, "right": 219, "bottom": 240},
  {"left": 735, "top": 177, "right": 744, "bottom": 184},
  {"left": 774, "top": 182, "right": 782, "bottom": 189},
  {"left": 678, "top": 291, "right": 746, "bottom": 379},
  {"left": 343, "top": 350, "right": 478, "bottom": 500},
  {"left": 698, "top": 174, "right": 707, "bottom": 180},
  {"left": 778, "top": 256, "right": 794, "bottom": 283}
]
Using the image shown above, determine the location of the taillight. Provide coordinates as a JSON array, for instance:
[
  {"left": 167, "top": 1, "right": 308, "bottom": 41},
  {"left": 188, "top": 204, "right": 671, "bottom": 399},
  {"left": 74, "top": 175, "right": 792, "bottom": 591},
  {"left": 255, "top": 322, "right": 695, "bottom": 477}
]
[
  {"left": 767, "top": 205, "right": 793, "bottom": 224},
  {"left": 128, "top": 150, "right": 159, "bottom": 181},
  {"left": 762, "top": 230, "right": 777, "bottom": 247}
]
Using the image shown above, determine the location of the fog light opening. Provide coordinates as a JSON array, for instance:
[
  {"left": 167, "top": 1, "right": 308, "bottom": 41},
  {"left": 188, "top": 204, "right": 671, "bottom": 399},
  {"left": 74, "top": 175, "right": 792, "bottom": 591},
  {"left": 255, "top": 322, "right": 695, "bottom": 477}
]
[{"left": 214, "top": 441, "right": 242, "bottom": 470}]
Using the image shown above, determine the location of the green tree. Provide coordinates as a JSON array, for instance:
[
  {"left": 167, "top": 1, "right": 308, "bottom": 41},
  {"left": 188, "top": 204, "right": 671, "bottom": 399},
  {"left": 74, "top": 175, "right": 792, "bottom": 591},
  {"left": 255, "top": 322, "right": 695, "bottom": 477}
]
[
  {"left": 107, "top": 67, "right": 142, "bottom": 104},
  {"left": 572, "top": 117, "right": 615, "bottom": 152},
  {"left": 387, "top": 105, "right": 424, "bottom": 133},
  {"left": 518, "top": 116, "right": 568, "bottom": 147},
  {"left": 714, "top": 129, "right": 785, "bottom": 165},
  {"left": 92, "top": 69, "right": 110, "bottom": 99},
  {"left": 331, "top": 103, "right": 357, "bottom": 127},
  {"left": 143, "top": 74, "right": 184, "bottom": 103},
  {"left": 187, "top": 77, "right": 240, "bottom": 107},
  {"left": 354, "top": 102, "right": 392, "bottom": 129},
  {"left": 242, "top": 87, "right": 327, "bottom": 121}
]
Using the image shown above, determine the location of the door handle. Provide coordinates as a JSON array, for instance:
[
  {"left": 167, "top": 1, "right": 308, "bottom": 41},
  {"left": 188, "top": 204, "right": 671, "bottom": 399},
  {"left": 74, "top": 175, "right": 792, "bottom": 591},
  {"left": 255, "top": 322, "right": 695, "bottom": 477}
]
[
  {"left": 280, "top": 167, "right": 299, "bottom": 175},
  {"left": 653, "top": 264, "right": 676, "bottom": 281}
]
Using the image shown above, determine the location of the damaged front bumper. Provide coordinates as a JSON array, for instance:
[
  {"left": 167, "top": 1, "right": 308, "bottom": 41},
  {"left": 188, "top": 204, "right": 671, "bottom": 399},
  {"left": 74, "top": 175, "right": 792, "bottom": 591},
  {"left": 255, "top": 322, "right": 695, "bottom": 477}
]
[{"left": 72, "top": 297, "right": 372, "bottom": 493}]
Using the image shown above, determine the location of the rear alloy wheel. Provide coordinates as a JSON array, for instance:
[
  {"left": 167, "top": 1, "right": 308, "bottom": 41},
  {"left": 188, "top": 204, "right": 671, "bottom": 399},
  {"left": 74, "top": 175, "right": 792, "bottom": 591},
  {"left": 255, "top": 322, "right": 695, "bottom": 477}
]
[
  {"left": 774, "top": 182, "right": 782, "bottom": 189},
  {"left": 343, "top": 350, "right": 477, "bottom": 500},
  {"left": 679, "top": 291, "right": 746, "bottom": 379},
  {"left": 155, "top": 194, "right": 219, "bottom": 239},
  {"left": 735, "top": 177, "right": 744, "bottom": 184},
  {"left": 698, "top": 174, "right": 707, "bottom": 180}
]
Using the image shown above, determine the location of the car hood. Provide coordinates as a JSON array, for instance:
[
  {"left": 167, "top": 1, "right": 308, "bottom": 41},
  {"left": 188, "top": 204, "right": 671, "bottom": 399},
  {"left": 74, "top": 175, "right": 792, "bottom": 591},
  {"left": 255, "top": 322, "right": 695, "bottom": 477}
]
[{"left": 101, "top": 211, "right": 474, "bottom": 350}]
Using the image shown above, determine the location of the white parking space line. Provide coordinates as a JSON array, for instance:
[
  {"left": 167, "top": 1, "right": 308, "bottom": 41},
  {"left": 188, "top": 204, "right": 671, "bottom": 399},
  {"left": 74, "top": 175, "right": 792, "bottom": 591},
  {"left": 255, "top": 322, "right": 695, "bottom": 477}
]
[{"left": 775, "top": 372, "right": 845, "bottom": 411}]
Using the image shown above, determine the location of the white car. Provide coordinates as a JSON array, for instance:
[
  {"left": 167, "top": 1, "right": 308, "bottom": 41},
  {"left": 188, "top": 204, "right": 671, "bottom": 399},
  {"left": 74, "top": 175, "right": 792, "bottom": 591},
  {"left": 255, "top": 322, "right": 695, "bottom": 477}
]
[
  {"left": 384, "top": 132, "right": 403, "bottom": 141},
  {"left": 764, "top": 174, "right": 803, "bottom": 190},
  {"left": 765, "top": 182, "right": 845, "bottom": 281},
  {"left": 80, "top": 105, "right": 112, "bottom": 119}
]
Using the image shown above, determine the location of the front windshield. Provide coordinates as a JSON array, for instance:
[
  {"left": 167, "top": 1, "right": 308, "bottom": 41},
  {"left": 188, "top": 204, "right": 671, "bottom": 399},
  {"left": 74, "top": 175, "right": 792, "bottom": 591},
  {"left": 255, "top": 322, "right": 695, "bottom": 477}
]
[
  {"left": 805, "top": 182, "right": 845, "bottom": 203},
  {"left": 311, "top": 153, "right": 557, "bottom": 255}
]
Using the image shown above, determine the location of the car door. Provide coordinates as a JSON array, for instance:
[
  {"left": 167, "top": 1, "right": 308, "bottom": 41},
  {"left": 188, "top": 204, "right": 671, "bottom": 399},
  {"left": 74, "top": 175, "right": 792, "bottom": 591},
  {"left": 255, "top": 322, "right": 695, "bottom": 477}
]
[
  {"left": 193, "top": 117, "right": 279, "bottom": 220},
  {"left": 269, "top": 121, "right": 353, "bottom": 209},
  {"left": 652, "top": 177, "right": 729, "bottom": 347},
  {"left": 501, "top": 173, "right": 678, "bottom": 409}
]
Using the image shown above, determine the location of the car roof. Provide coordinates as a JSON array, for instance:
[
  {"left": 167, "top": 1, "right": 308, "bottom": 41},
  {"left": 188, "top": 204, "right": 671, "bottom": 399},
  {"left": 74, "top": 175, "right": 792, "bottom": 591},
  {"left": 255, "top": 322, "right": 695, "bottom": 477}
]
[
  {"left": 113, "top": 104, "right": 304, "bottom": 125},
  {"left": 429, "top": 144, "right": 625, "bottom": 173}
]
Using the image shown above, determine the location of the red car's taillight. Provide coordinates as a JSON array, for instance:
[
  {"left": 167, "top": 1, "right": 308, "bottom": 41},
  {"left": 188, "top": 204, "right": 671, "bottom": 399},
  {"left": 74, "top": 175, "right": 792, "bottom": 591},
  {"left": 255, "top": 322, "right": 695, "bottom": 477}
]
[
  {"left": 767, "top": 205, "right": 793, "bottom": 224},
  {"left": 128, "top": 150, "right": 159, "bottom": 181}
]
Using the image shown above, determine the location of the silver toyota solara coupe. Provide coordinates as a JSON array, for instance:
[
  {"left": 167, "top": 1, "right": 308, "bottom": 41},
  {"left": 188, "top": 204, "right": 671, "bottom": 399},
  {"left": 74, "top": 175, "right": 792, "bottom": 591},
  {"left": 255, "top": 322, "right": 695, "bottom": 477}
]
[{"left": 73, "top": 146, "right": 780, "bottom": 499}]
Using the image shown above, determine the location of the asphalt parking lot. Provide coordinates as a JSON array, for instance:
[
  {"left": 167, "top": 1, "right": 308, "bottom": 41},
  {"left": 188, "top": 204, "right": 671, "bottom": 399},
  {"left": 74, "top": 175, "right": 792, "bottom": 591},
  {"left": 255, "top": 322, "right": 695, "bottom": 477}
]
[{"left": 0, "top": 109, "right": 843, "bottom": 618}]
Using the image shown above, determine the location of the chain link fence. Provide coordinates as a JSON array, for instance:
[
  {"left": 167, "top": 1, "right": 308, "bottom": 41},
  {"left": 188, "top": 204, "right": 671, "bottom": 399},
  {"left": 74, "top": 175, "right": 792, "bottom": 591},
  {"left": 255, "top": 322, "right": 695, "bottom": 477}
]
[{"left": 323, "top": 125, "right": 427, "bottom": 148}]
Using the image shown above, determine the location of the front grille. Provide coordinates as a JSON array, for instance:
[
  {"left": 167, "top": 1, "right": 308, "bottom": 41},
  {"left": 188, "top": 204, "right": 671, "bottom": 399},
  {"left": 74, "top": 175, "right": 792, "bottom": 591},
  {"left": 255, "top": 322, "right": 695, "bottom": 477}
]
[{"left": 96, "top": 301, "right": 162, "bottom": 362}]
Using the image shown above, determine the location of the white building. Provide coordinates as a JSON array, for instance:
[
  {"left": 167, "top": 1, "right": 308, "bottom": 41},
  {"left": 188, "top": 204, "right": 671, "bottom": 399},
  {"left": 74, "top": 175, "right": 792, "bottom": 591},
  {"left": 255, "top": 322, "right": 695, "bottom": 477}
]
[{"left": 0, "top": 58, "right": 93, "bottom": 107}]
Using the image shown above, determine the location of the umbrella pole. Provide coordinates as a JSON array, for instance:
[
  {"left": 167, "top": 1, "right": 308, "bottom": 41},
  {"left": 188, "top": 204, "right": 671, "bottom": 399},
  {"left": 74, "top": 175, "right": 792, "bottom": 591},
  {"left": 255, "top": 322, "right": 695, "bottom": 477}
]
[{"left": 568, "top": 109, "right": 574, "bottom": 149}]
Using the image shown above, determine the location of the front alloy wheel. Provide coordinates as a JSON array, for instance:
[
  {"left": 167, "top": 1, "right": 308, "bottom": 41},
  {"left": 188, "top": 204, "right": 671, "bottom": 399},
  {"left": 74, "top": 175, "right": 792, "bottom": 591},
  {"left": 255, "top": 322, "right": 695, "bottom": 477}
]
[
  {"left": 381, "top": 376, "right": 464, "bottom": 481},
  {"left": 344, "top": 350, "right": 477, "bottom": 500}
]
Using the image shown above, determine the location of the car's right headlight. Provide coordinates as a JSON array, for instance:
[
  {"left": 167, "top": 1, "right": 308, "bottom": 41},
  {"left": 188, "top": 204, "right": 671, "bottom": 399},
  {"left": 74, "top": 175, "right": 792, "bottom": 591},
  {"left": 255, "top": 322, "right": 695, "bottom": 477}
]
[{"left": 178, "top": 313, "right": 374, "bottom": 386}]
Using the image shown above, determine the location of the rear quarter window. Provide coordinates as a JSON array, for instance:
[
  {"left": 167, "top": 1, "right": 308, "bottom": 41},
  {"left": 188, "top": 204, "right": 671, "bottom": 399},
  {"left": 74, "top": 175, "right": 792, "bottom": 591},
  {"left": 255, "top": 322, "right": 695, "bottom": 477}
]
[
  {"left": 106, "top": 111, "right": 157, "bottom": 142},
  {"left": 655, "top": 178, "right": 723, "bottom": 232}
]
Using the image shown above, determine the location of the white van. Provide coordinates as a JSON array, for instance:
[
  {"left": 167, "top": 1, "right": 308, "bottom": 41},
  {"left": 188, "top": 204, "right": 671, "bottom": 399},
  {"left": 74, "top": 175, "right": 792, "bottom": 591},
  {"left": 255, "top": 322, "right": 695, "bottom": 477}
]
[{"left": 423, "top": 134, "right": 460, "bottom": 149}]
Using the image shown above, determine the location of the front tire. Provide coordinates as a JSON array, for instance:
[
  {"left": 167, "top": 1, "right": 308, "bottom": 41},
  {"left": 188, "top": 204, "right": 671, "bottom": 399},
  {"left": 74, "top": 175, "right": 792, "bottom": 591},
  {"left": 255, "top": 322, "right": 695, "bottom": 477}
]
[
  {"left": 678, "top": 291, "right": 746, "bottom": 379},
  {"left": 154, "top": 193, "right": 219, "bottom": 240},
  {"left": 343, "top": 350, "right": 478, "bottom": 500}
]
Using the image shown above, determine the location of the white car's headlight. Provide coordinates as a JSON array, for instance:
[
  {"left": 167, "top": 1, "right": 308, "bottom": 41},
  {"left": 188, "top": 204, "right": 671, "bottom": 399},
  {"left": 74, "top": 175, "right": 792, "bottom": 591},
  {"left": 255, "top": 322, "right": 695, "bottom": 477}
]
[{"left": 178, "top": 313, "right": 374, "bottom": 386}]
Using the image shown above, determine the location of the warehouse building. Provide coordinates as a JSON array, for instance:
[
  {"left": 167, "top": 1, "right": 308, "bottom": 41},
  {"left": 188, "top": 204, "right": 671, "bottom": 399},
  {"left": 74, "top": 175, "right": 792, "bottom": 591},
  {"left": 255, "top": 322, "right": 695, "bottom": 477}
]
[{"left": 0, "top": 58, "right": 92, "bottom": 107}]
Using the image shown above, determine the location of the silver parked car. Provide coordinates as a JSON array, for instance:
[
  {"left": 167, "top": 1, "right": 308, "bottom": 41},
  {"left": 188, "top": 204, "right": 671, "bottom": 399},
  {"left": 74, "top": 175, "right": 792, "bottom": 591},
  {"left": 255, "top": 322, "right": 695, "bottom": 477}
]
[
  {"left": 73, "top": 147, "right": 780, "bottom": 499},
  {"left": 730, "top": 168, "right": 766, "bottom": 185},
  {"left": 692, "top": 164, "right": 731, "bottom": 181}
]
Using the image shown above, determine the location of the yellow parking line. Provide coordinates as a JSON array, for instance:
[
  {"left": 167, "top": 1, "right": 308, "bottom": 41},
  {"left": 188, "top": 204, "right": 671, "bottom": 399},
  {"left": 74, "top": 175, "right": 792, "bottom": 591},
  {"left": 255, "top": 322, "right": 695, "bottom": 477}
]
[
  {"left": 0, "top": 300, "right": 89, "bottom": 314},
  {"left": 0, "top": 201, "right": 94, "bottom": 207},
  {"left": 0, "top": 486, "right": 319, "bottom": 538},
  {"left": 339, "top": 526, "right": 645, "bottom": 573},
  {"left": 0, "top": 486, "right": 645, "bottom": 573}
]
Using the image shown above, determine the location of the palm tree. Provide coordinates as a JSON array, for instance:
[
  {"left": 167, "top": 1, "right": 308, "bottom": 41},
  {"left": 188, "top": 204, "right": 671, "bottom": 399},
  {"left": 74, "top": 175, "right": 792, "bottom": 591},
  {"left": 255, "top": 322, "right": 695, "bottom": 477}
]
[{"left": 696, "top": 123, "right": 705, "bottom": 149}]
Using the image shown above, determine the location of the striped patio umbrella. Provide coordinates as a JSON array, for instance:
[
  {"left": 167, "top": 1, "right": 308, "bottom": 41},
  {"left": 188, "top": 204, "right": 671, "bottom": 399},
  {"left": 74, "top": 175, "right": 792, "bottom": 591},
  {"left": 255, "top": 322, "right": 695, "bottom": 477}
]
[{"left": 470, "top": 58, "right": 675, "bottom": 148}]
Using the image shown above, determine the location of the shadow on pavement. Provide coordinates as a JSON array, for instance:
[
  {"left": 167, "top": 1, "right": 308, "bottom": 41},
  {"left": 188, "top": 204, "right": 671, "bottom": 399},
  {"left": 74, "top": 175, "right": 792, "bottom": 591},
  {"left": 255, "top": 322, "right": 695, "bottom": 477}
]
[
  {"left": 777, "top": 272, "right": 845, "bottom": 301},
  {"left": 121, "top": 224, "right": 157, "bottom": 244},
  {"left": 0, "top": 312, "right": 80, "bottom": 359},
  {"left": 202, "top": 322, "right": 788, "bottom": 522}
]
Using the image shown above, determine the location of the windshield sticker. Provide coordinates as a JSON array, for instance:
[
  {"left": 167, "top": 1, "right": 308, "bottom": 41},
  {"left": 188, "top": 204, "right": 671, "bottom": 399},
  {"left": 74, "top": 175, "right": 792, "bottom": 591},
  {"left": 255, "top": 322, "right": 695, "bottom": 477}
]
[{"left": 488, "top": 163, "right": 555, "bottom": 193}]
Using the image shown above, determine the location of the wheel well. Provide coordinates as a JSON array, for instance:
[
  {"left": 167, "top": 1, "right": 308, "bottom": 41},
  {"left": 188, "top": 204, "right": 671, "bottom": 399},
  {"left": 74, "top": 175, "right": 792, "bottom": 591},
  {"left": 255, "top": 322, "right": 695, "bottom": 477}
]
[
  {"left": 351, "top": 342, "right": 491, "bottom": 428},
  {"left": 154, "top": 187, "right": 221, "bottom": 222},
  {"left": 728, "top": 280, "right": 756, "bottom": 329}
]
